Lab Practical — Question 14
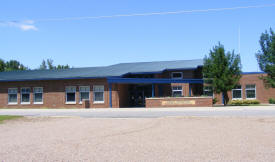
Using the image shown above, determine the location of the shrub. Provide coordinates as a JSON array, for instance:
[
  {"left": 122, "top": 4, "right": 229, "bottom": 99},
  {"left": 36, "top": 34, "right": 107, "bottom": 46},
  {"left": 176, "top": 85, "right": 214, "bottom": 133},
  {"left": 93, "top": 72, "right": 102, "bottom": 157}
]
[
  {"left": 228, "top": 99, "right": 260, "bottom": 106},
  {"left": 269, "top": 98, "right": 275, "bottom": 104},
  {"left": 213, "top": 98, "right": 218, "bottom": 104}
]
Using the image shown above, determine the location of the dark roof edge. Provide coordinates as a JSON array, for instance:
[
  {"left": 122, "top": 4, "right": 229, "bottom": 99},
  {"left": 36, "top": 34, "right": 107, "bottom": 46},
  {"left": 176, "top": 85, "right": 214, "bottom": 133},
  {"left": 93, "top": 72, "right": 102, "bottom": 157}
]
[{"left": 0, "top": 76, "right": 120, "bottom": 82}]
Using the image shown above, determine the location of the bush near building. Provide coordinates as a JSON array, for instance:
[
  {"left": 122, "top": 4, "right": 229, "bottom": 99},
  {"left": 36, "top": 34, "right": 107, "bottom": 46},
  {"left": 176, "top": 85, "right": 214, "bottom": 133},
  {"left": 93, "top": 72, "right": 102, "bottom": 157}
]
[
  {"left": 269, "top": 98, "right": 275, "bottom": 104},
  {"left": 228, "top": 100, "right": 260, "bottom": 106}
]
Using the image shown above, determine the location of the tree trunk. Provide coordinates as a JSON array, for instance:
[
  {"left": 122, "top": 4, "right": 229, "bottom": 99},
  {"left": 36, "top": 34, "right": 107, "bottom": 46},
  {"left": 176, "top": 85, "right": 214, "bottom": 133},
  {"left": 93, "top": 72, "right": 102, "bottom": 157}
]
[{"left": 223, "top": 92, "right": 229, "bottom": 106}]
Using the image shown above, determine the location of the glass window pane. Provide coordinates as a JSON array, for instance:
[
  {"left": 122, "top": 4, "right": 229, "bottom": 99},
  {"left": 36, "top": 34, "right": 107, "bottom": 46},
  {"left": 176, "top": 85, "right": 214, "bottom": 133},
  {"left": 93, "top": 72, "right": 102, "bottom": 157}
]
[
  {"left": 66, "top": 93, "right": 75, "bottom": 102},
  {"left": 172, "top": 73, "right": 182, "bottom": 78},
  {"left": 93, "top": 86, "right": 104, "bottom": 92},
  {"left": 8, "top": 88, "right": 17, "bottom": 94},
  {"left": 80, "top": 86, "right": 90, "bottom": 92},
  {"left": 94, "top": 92, "right": 104, "bottom": 101},
  {"left": 66, "top": 86, "right": 76, "bottom": 92},
  {"left": 9, "top": 94, "right": 17, "bottom": 103},
  {"left": 246, "top": 85, "right": 255, "bottom": 89},
  {"left": 204, "top": 91, "right": 213, "bottom": 97},
  {"left": 22, "top": 94, "right": 30, "bottom": 102},
  {"left": 80, "top": 92, "right": 89, "bottom": 101},
  {"left": 34, "top": 87, "right": 43, "bottom": 93},
  {"left": 246, "top": 90, "right": 256, "bottom": 98},
  {"left": 233, "top": 90, "right": 242, "bottom": 99},
  {"left": 172, "top": 86, "right": 182, "bottom": 90},
  {"left": 34, "top": 93, "right": 43, "bottom": 102},
  {"left": 172, "top": 91, "right": 182, "bottom": 97}
]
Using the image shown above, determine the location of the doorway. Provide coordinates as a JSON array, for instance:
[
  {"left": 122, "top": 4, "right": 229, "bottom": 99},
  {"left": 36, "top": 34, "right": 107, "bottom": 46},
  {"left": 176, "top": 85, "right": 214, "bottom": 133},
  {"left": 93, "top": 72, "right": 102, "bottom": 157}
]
[{"left": 129, "top": 84, "right": 152, "bottom": 107}]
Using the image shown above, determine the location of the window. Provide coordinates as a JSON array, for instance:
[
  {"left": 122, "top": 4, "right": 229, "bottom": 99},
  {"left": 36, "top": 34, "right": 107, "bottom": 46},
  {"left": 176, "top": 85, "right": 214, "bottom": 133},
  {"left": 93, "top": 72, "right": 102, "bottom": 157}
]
[
  {"left": 21, "top": 87, "right": 30, "bottom": 104},
  {"left": 79, "top": 86, "right": 90, "bottom": 103},
  {"left": 33, "top": 87, "right": 43, "bottom": 104},
  {"left": 171, "top": 72, "right": 183, "bottom": 79},
  {"left": 204, "top": 86, "right": 213, "bottom": 97},
  {"left": 232, "top": 85, "right": 242, "bottom": 100},
  {"left": 8, "top": 88, "right": 18, "bottom": 104},
  {"left": 246, "top": 84, "right": 256, "bottom": 99},
  {"left": 66, "top": 86, "right": 76, "bottom": 104},
  {"left": 172, "top": 86, "right": 182, "bottom": 97},
  {"left": 93, "top": 85, "right": 104, "bottom": 103}
]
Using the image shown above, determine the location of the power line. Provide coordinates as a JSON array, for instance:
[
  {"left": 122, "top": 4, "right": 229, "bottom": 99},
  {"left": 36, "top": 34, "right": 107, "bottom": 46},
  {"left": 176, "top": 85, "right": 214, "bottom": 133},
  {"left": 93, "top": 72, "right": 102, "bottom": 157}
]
[
  {"left": 1, "top": 3, "right": 275, "bottom": 24},
  {"left": 33, "top": 3, "right": 275, "bottom": 22}
]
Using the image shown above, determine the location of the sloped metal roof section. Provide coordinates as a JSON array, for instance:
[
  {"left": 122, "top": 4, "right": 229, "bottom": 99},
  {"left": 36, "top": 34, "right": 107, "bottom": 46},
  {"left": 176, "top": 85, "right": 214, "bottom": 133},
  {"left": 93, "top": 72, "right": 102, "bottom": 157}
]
[{"left": 0, "top": 59, "right": 203, "bottom": 82}]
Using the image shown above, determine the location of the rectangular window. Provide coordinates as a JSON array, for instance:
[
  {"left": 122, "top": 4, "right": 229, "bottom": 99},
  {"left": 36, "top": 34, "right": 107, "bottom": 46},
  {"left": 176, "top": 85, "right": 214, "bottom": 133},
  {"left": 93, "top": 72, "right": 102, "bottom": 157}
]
[
  {"left": 21, "top": 87, "right": 30, "bottom": 104},
  {"left": 172, "top": 86, "right": 183, "bottom": 97},
  {"left": 246, "top": 84, "right": 256, "bottom": 99},
  {"left": 66, "top": 86, "right": 76, "bottom": 104},
  {"left": 8, "top": 88, "right": 18, "bottom": 104},
  {"left": 232, "top": 85, "right": 242, "bottom": 100},
  {"left": 79, "top": 86, "right": 90, "bottom": 103},
  {"left": 171, "top": 72, "right": 183, "bottom": 79},
  {"left": 33, "top": 87, "right": 43, "bottom": 104},
  {"left": 204, "top": 86, "right": 213, "bottom": 97},
  {"left": 93, "top": 85, "right": 104, "bottom": 103}
]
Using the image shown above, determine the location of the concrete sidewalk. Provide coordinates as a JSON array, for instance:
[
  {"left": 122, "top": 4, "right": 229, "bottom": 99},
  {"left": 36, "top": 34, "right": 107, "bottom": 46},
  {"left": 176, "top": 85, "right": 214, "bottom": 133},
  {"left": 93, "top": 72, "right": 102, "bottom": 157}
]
[{"left": 1, "top": 106, "right": 275, "bottom": 117}]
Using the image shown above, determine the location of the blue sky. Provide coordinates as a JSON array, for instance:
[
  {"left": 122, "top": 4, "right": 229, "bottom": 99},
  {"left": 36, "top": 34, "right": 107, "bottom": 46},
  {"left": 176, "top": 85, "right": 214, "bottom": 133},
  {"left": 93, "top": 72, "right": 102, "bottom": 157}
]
[{"left": 0, "top": 0, "right": 275, "bottom": 72}]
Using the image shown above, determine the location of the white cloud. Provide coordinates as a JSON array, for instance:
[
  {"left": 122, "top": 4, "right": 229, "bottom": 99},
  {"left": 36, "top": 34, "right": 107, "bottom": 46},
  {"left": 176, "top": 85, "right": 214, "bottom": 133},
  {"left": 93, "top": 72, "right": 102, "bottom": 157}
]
[
  {"left": 0, "top": 20, "right": 38, "bottom": 31},
  {"left": 19, "top": 24, "right": 38, "bottom": 31}
]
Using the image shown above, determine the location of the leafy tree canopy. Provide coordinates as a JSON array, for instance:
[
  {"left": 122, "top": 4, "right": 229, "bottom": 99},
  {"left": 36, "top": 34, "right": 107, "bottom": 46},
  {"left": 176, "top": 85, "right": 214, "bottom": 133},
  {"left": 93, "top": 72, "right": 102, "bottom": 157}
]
[
  {"left": 39, "top": 59, "right": 70, "bottom": 70},
  {"left": 5, "top": 60, "right": 28, "bottom": 71},
  {"left": 0, "top": 59, "right": 28, "bottom": 72},
  {"left": 255, "top": 28, "right": 275, "bottom": 88},
  {"left": 203, "top": 43, "right": 242, "bottom": 105}
]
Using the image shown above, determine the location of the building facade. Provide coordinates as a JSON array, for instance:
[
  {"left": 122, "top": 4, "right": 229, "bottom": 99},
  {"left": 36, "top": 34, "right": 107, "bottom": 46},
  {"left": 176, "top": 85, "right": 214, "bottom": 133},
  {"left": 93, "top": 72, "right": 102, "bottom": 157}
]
[{"left": 0, "top": 59, "right": 274, "bottom": 108}]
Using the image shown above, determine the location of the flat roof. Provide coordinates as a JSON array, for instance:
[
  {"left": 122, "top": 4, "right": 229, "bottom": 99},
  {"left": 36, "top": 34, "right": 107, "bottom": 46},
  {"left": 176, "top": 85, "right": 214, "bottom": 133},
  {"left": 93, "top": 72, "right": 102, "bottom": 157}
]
[{"left": 0, "top": 59, "right": 203, "bottom": 82}]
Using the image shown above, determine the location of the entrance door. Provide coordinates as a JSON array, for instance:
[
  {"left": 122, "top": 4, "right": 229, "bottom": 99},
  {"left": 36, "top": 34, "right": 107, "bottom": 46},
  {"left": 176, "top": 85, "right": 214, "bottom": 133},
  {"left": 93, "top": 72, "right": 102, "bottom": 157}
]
[{"left": 129, "top": 84, "right": 152, "bottom": 107}]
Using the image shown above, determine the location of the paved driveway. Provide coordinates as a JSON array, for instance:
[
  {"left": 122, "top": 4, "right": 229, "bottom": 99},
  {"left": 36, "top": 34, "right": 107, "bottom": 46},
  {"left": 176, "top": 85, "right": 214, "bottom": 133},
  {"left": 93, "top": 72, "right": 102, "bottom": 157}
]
[{"left": 1, "top": 106, "right": 275, "bottom": 118}]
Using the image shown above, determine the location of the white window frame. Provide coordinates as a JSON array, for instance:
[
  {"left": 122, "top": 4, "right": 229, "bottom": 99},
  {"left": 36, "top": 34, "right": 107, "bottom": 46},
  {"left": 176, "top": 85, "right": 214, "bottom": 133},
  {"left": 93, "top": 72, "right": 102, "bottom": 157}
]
[
  {"left": 8, "top": 88, "right": 18, "bottom": 105},
  {"left": 171, "top": 72, "right": 183, "bottom": 79},
  {"left": 245, "top": 84, "right": 256, "bottom": 100},
  {"left": 172, "top": 86, "right": 183, "bottom": 97},
  {"left": 33, "top": 87, "right": 43, "bottom": 104},
  {"left": 93, "top": 85, "right": 104, "bottom": 104},
  {"left": 232, "top": 85, "right": 242, "bottom": 100},
  {"left": 21, "top": 87, "right": 31, "bottom": 104},
  {"left": 79, "top": 86, "right": 90, "bottom": 104},
  {"left": 65, "top": 86, "right": 76, "bottom": 104}
]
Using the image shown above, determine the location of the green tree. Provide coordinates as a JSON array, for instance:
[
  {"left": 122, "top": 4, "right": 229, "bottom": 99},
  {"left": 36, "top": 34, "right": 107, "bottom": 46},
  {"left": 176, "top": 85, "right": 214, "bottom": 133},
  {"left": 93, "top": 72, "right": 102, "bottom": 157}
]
[
  {"left": 255, "top": 28, "right": 275, "bottom": 88},
  {"left": 0, "top": 59, "right": 5, "bottom": 72},
  {"left": 39, "top": 58, "right": 70, "bottom": 70},
  {"left": 56, "top": 64, "right": 70, "bottom": 69},
  {"left": 39, "top": 59, "right": 47, "bottom": 70},
  {"left": 46, "top": 59, "right": 55, "bottom": 70},
  {"left": 5, "top": 60, "right": 28, "bottom": 71},
  {"left": 203, "top": 43, "right": 242, "bottom": 105}
]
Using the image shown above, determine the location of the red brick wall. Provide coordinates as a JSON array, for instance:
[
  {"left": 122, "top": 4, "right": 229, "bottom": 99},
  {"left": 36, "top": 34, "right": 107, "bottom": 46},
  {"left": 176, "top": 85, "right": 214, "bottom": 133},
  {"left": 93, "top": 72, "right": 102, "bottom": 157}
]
[
  {"left": 146, "top": 97, "right": 213, "bottom": 108},
  {"left": 214, "top": 73, "right": 275, "bottom": 104},
  {"left": 0, "top": 79, "right": 119, "bottom": 108}
]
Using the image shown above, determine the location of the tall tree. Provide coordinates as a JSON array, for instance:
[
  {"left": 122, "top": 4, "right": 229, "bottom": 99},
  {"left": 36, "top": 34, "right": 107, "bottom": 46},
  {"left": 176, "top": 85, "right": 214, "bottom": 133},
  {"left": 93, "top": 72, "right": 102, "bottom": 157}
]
[
  {"left": 39, "top": 58, "right": 70, "bottom": 70},
  {"left": 39, "top": 59, "right": 47, "bottom": 70},
  {"left": 5, "top": 60, "right": 28, "bottom": 71},
  {"left": 203, "top": 43, "right": 242, "bottom": 105},
  {"left": 0, "top": 59, "right": 5, "bottom": 72},
  {"left": 46, "top": 59, "right": 55, "bottom": 70},
  {"left": 255, "top": 28, "right": 275, "bottom": 88}
]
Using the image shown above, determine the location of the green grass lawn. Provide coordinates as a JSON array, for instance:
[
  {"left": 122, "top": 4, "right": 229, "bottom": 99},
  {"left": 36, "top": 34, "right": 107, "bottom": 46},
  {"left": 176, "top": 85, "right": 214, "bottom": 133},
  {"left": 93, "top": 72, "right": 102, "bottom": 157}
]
[{"left": 0, "top": 115, "right": 22, "bottom": 124}]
